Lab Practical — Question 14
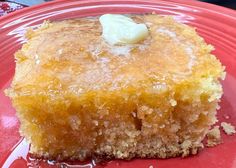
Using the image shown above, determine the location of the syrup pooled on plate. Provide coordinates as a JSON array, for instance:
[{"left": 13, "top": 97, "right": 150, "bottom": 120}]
[
  {"left": 1, "top": 138, "right": 160, "bottom": 168},
  {"left": 1, "top": 138, "right": 98, "bottom": 168}
]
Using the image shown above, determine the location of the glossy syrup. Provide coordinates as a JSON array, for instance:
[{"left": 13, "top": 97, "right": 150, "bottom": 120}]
[{"left": 0, "top": 138, "right": 101, "bottom": 168}]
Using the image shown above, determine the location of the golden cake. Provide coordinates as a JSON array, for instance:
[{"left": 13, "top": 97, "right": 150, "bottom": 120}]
[{"left": 5, "top": 14, "right": 225, "bottom": 161}]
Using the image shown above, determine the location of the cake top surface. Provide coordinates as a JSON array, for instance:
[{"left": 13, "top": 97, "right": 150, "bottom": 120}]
[{"left": 12, "top": 14, "right": 223, "bottom": 94}]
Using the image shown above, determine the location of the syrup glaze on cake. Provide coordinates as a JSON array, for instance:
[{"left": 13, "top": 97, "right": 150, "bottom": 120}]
[{"left": 5, "top": 14, "right": 225, "bottom": 160}]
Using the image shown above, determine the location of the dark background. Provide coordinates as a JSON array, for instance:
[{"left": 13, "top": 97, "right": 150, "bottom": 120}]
[{"left": 201, "top": 0, "right": 236, "bottom": 9}]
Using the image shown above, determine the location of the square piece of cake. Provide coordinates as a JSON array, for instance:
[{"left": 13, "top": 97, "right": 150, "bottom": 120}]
[{"left": 5, "top": 14, "right": 225, "bottom": 160}]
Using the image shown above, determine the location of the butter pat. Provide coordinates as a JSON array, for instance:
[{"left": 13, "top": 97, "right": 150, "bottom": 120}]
[{"left": 99, "top": 14, "right": 149, "bottom": 45}]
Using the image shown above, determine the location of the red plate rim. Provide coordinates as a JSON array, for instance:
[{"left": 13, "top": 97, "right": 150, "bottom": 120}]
[
  {"left": 0, "top": 0, "right": 236, "bottom": 168},
  {"left": 0, "top": 0, "right": 235, "bottom": 26}
]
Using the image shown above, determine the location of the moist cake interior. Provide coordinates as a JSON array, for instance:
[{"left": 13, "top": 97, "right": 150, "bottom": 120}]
[{"left": 5, "top": 14, "right": 225, "bottom": 160}]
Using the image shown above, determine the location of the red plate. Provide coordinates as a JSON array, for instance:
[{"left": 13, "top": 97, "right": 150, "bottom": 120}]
[{"left": 0, "top": 0, "right": 236, "bottom": 167}]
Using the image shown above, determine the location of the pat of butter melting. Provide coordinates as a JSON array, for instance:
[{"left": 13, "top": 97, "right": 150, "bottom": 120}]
[{"left": 99, "top": 14, "right": 149, "bottom": 45}]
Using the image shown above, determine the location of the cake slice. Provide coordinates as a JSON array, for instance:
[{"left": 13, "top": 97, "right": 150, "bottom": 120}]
[{"left": 5, "top": 14, "right": 225, "bottom": 160}]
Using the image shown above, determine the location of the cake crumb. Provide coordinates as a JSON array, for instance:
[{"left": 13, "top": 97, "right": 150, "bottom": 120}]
[
  {"left": 181, "top": 140, "right": 191, "bottom": 157},
  {"left": 221, "top": 122, "right": 236, "bottom": 135},
  {"left": 206, "top": 126, "right": 221, "bottom": 147},
  {"left": 170, "top": 99, "right": 177, "bottom": 106}
]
